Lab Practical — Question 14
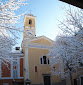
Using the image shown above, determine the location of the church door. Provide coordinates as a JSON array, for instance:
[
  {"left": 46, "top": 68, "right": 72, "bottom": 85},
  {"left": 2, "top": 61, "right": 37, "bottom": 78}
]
[
  {"left": 43, "top": 75, "right": 51, "bottom": 85},
  {"left": 80, "top": 76, "right": 83, "bottom": 85}
]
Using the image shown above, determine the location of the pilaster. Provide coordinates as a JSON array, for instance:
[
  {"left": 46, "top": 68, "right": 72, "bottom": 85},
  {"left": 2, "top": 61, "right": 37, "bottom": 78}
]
[
  {"left": 18, "top": 57, "right": 20, "bottom": 78},
  {"left": 11, "top": 58, "right": 13, "bottom": 78},
  {"left": 24, "top": 47, "right": 29, "bottom": 80}
]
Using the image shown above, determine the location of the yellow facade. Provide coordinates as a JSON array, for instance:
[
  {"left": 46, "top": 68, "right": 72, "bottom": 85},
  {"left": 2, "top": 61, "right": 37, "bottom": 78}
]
[
  {"left": 22, "top": 14, "right": 62, "bottom": 85},
  {"left": 28, "top": 47, "right": 61, "bottom": 84}
]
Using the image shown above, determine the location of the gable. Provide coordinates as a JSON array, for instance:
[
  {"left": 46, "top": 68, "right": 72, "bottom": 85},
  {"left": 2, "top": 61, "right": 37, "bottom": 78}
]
[{"left": 32, "top": 37, "right": 53, "bottom": 44}]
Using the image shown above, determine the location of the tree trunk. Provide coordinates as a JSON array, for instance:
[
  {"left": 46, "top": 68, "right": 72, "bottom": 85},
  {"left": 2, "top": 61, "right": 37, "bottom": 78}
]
[
  {"left": 69, "top": 70, "right": 73, "bottom": 85},
  {"left": 67, "top": 62, "right": 73, "bottom": 85}
]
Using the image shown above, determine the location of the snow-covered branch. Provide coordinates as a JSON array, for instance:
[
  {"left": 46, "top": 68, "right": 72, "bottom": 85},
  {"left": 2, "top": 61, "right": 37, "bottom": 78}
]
[
  {"left": 0, "top": 0, "right": 27, "bottom": 37},
  {"left": 48, "top": 7, "right": 83, "bottom": 85},
  {"left": 0, "top": 0, "right": 27, "bottom": 66}
]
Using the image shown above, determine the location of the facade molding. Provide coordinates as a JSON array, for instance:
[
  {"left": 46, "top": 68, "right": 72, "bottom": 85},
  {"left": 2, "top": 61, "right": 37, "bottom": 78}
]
[
  {"left": 0, "top": 77, "right": 24, "bottom": 79},
  {"left": 11, "top": 53, "right": 23, "bottom": 56},
  {"left": 25, "top": 26, "right": 35, "bottom": 29},
  {"left": 26, "top": 15, "right": 36, "bottom": 19},
  {"left": 24, "top": 44, "right": 53, "bottom": 49}
]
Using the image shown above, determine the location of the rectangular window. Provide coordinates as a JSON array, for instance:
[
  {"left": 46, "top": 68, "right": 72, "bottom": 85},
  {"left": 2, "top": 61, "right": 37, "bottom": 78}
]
[
  {"left": 40, "top": 58, "right": 42, "bottom": 64},
  {"left": 48, "top": 58, "right": 50, "bottom": 64},
  {"left": 40, "top": 56, "right": 50, "bottom": 65},
  {"left": 13, "top": 59, "right": 18, "bottom": 78},
  {"left": 43, "top": 56, "right": 47, "bottom": 64}
]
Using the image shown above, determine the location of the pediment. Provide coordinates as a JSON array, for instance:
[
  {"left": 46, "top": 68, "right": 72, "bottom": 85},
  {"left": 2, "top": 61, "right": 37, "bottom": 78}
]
[{"left": 31, "top": 36, "right": 54, "bottom": 45}]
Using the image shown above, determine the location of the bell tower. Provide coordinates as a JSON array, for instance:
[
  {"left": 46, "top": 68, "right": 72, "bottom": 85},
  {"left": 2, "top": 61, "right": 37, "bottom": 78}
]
[{"left": 23, "top": 14, "right": 36, "bottom": 39}]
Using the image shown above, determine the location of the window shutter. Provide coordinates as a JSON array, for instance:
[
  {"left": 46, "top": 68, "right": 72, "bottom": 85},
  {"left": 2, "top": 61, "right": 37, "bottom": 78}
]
[{"left": 35, "top": 66, "right": 37, "bottom": 72}]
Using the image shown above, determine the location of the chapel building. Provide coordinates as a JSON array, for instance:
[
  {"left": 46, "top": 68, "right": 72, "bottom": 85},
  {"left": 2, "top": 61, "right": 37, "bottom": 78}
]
[{"left": 21, "top": 14, "right": 62, "bottom": 85}]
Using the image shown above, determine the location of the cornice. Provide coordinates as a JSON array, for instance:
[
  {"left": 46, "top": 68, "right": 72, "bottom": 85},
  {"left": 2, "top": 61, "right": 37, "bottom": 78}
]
[
  {"left": 23, "top": 43, "right": 53, "bottom": 49},
  {"left": 23, "top": 36, "right": 54, "bottom": 43},
  {"left": 11, "top": 53, "right": 24, "bottom": 56},
  {"left": 24, "top": 26, "right": 35, "bottom": 29}
]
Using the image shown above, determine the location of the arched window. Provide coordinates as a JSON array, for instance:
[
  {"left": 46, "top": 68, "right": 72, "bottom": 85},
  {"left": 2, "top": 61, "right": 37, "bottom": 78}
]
[
  {"left": 29, "top": 19, "right": 32, "bottom": 25},
  {"left": 40, "top": 56, "right": 50, "bottom": 64}
]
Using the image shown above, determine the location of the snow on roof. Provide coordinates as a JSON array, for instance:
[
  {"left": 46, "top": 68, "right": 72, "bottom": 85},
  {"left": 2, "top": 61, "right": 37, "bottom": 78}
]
[
  {"left": 11, "top": 50, "right": 21, "bottom": 53},
  {"left": 11, "top": 50, "right": 23, "bottom": 56}
]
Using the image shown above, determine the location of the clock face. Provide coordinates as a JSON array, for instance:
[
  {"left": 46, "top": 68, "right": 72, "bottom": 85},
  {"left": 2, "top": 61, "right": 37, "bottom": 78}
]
[{"left": 26, "top": 30, "right": 34, "bottom": 37}]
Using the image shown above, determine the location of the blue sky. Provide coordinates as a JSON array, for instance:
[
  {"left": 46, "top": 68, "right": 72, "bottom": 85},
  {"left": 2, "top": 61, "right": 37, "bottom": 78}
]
[{"left": 14, "top": 0, "right": 77, "bottom": 47}]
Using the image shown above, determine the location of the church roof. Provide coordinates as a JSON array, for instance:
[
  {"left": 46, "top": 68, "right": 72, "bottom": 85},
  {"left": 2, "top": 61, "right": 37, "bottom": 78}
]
[{"left": 22, "top": 35, "right": 54, "bottom": 49}]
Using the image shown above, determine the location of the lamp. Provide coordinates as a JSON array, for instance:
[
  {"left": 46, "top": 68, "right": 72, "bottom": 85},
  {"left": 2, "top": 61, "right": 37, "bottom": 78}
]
[{"left": 25, "top": 79, "right": 31, "bottom": 85}]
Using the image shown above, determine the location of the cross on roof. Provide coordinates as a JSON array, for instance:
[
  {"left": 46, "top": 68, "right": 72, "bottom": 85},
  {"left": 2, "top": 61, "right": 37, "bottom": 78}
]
[{"left": 30, "top": 10, "right": 31, "bottom": 14}]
